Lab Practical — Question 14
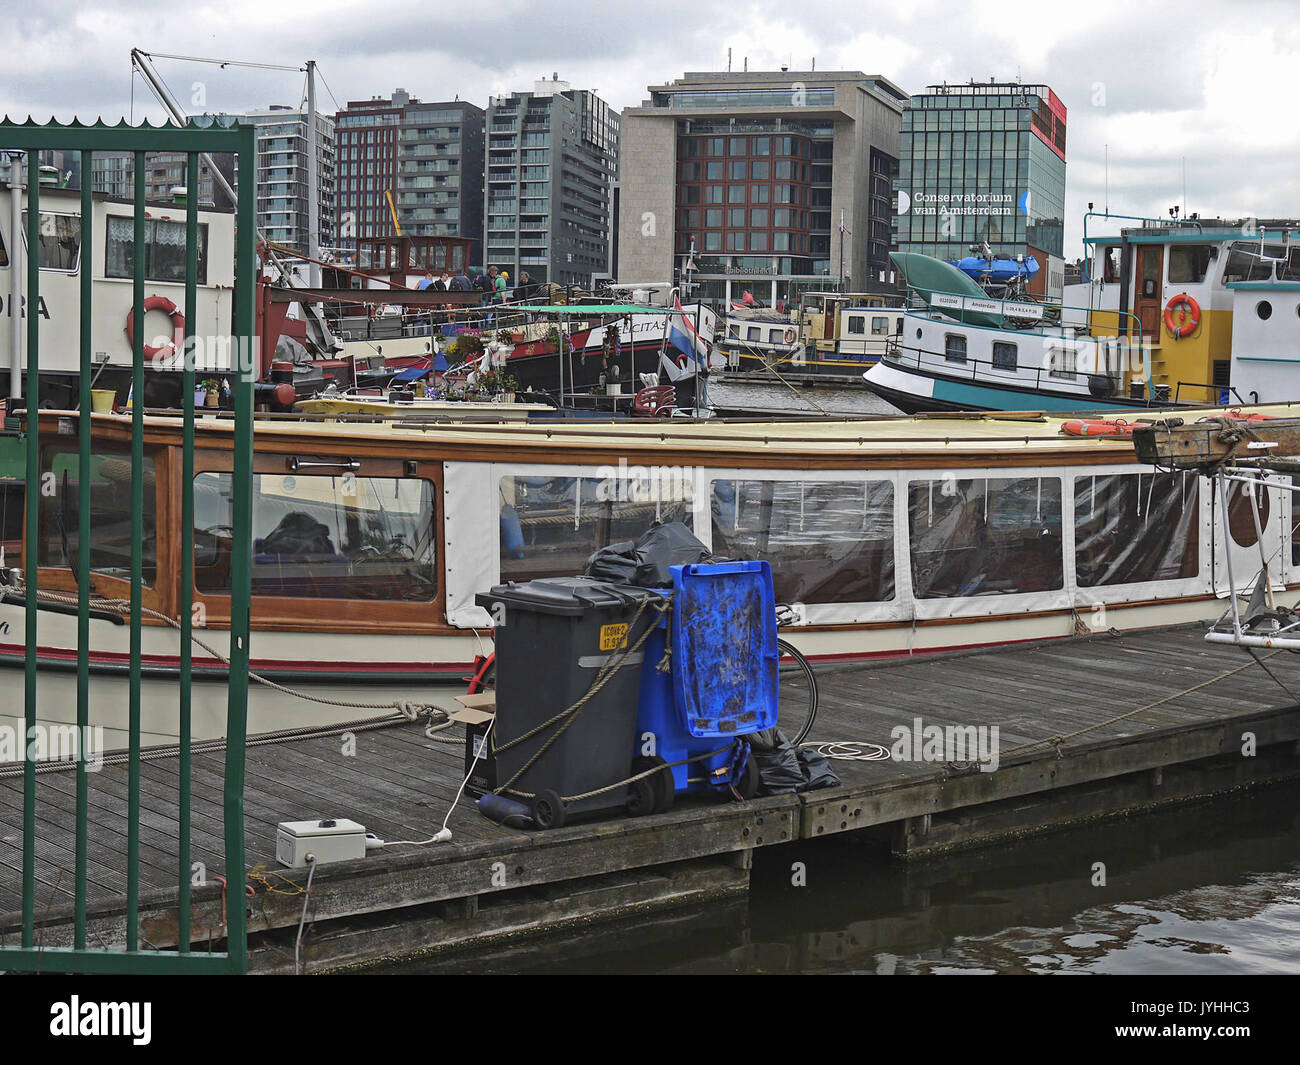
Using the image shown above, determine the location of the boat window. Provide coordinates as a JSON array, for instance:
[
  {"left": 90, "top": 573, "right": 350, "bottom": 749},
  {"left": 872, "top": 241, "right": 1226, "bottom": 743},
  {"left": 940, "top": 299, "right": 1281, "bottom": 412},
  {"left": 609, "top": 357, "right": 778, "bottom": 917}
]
[
  {"left": 768, "top": 329, "right": 783, "bottom": 344},
  {"left": 20, "top": 211, "right": 80, "bottom": 271},
  {"left": 1281, "top": 248, "right": 1300, "bottom": 282},
  {"left": 747, "top": 327, "right": 761, "bottom": 341},
  {"left": 1075, "top": 473, "right": 1199, "bottom": 586},
  {"left": 727, "top": 324, "right": 739, "bottom": 338},
  {"left": 1222, "top": 241, "right": 1281, "bottom": 284},
  {"left": 847, "top": 315, "right": 865, "bottom": 335},
  {"left": 500, "top": 474, "right": 690, "bottom": 582},
  {"left": 711, "top": 479, "right": 895, "bottom": 604},
  {"left": 908, "top": 477, "right": 1063, "bottom": 598},
  {"left": 871, "top": 316, "right": 890, "bottom": 336},
  {"left": 1099, "top": 246, "right": 1122, "bottom": 283},
  {"left": 0, "top": 225, "right": 7, "bottom": 267},
  {"left": 1292, "top": 477, "right": 1300, "bottom": 567},
  {"left": 193, "top": 473, "right": 436, "bottom": 601},
  {"left": 943, "top": 334, "right": 967, "bottom": 363},
  {"left": 36, "top": 445, "right": 156, "bottom": 585},
  {"left": 1168, "top": 244, "right": 1212, "bottom": 284},
  {"left": 106, "top": 216, "right": 209, "bottom": 284},
  {"left": 0, "top": 436, "right": 25, "bottom": 566},
  {"left": 1047, "top": 343, "right": 1077, "bottom": 379},
  {"left": 992, "top": 341, "right": 1018, "bottom": 371}
]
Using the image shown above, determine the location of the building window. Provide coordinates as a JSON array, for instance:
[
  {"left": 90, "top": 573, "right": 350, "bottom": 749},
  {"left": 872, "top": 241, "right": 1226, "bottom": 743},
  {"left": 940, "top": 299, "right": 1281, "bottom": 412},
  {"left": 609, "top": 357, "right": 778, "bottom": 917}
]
[
  {"left": 730, "top": 161, "right": 746, "bottom": 179},
  {"left": 705, "top": 186, "right": 723, "bottom": 204},
  {"left": 750, "top": 208, "right": 768, "bottom": 227},
  {"left": 705, "top": 209, "right": 723, "bottom": 226},
  {"left": 729, "top": 137, "right": 747, "bottom": 156},
  {"left": 728, "top": 185, "right": 746, "bottom": 203},
  {"left": 706, "top": 161, "right": 722, "bottom": 180},
  {"left": 750, "top": 232, "right": 768, "bottom": 252},
  {"left": 753, "top": 137, "right": 770, "bottom": 156},
  {"left": 751, "top": 161, "right": 769, "bottom": 180},
  {"left": 944, "top": 334, "right": 967, "bottom": 363},
  {"left": 728, "top": 208, "right": 745, "bottom": 226}
]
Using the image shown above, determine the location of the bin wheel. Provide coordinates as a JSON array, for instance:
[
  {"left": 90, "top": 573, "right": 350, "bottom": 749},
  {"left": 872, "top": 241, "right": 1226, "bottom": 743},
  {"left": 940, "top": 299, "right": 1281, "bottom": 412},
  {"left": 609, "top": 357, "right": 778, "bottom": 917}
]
[
  {"left": 531, "top": 789, "right": 566, "bottom": 830},
  {"left": 626, "top": 776, "right": 656, "bottom": 817},
  {"left": 735, "top": 750, "right": 760, "bottom": 800},
  {"left": 632, "top": 755, "right": 675, "bottom": 814}
]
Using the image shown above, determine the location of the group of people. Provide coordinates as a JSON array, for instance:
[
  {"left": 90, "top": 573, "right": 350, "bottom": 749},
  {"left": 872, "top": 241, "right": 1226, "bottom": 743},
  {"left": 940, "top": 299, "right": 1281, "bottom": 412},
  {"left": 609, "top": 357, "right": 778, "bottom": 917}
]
[{"left": 417, "top": 266, "right": 541, "bottom": 305}]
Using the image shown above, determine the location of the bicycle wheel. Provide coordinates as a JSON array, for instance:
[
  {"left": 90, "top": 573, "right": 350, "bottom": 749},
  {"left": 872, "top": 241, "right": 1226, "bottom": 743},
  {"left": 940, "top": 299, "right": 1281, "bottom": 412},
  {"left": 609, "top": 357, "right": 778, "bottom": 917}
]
[{"left": 775, "top": 638, "right": 818, "bottom": 746}]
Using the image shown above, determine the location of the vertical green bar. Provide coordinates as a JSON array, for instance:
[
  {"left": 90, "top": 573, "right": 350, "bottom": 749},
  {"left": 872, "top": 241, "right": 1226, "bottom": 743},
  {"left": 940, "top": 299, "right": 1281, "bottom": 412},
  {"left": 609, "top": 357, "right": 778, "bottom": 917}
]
[
  {"left": 75, "top": 149, "right": 93, "bottom": 950},
  {"left": 178, "top": 151, "right": 198, "bottom": 953},
  {"left": 224, "top": 123, "right": 255, "bottom": 973},
  {"left": 127, "top": 149, "right": 144, "bottom": 952},
  {"left": 20, "top": 157, "right": 39, "bottom": 948}
]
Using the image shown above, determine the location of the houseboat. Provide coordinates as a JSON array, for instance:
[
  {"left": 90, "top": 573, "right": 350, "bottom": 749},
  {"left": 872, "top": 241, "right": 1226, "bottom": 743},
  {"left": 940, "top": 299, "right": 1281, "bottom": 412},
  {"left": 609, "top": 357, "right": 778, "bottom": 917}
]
[
  {"left": 864, "top": 217, "right": 1300, "bottom": 413},
  {"left": 0, "top": 180, "right": 235, "bottom": 408},
  {"left": 2, "top": 400, "right": 1294, "bottom": 754}
]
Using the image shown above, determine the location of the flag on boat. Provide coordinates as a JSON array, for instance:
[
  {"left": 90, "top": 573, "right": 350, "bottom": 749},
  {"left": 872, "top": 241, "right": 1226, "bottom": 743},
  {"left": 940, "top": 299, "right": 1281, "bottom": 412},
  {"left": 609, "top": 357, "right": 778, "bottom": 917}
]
[
  {"left": 838, "top": 210, "right": 851, "bottom": 236},
  {"left": 670, "top": 296, "right": 715, "bottom": 366}
]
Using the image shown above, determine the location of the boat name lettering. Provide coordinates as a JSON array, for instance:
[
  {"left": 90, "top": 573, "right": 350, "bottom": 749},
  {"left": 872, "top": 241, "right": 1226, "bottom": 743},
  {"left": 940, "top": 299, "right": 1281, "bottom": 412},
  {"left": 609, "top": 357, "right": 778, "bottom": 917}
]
[{"left": 3, "top": 295, "right": 51, "bottom": 320}]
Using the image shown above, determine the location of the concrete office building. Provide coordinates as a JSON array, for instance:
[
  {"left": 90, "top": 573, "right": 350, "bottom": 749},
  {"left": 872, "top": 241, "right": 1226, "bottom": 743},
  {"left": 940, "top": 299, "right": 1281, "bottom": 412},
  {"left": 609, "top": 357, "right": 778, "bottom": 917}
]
[
  {"left": 334, "top": 90, "right": 484, "bottom": 261},
  {"left": 484, "top": 76, "right": 618, "bottom": 287},
  {"left": 243, "top": 104, "right": 336, "bottom": 256},
  {"left": 617, "top": 69, "right": 907, "bottom": 304},
  {"left": 91, "top": 150, "right": 236, "bottom": 207},
  {"left": 894, "top": 80, "right": 1067, "bottom": 298}
]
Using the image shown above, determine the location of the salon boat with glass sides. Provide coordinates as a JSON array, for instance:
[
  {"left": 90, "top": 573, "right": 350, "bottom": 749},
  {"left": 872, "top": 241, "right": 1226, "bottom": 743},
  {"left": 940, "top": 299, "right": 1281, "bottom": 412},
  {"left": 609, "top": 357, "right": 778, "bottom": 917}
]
[
  {"left": 864, "top": 216, "right": 1300, "bottom": 413},
  {"left": 2, "top": 401, "right": 1296, "bottom": 756}
]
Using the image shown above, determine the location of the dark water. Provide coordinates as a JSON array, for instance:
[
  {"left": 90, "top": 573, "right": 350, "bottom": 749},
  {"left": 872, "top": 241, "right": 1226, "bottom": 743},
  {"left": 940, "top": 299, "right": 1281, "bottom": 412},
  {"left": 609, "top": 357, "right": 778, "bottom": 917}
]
[{"left": 377, "top": 780, "right": 1300, "bottom": 975}]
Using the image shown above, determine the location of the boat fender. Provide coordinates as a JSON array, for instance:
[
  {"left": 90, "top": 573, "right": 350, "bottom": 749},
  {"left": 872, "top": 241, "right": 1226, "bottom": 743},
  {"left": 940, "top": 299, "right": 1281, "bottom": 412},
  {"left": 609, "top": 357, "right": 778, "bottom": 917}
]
[
  {"left": 500, "top": 503, "right": 526, "bottom": 559},
  {"left": 477, "top": 793, "right": 533, "bottom": 827},
  {"left": 124, "top": 295, "right": 186, "bottom": 361},
  {"left": 1163, "top": 293, "right": 1201, "bottom": 339}
]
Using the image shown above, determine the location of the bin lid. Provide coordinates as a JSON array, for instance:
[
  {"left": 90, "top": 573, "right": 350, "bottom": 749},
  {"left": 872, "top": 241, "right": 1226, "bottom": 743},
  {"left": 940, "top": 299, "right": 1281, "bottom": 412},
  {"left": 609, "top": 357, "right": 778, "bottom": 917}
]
[
  {"left": 476, "top": 576, "right": 651, "bottom": 616},
  {"left": 670, "top": 561, "right": 778, "bottom": 736}
]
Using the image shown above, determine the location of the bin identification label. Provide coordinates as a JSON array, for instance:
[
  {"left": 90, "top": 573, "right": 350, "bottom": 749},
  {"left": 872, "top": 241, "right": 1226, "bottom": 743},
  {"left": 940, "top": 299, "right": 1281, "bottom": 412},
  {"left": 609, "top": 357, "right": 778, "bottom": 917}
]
[{"left": 599, "top": 623, "right": 629, "bottom": 651}]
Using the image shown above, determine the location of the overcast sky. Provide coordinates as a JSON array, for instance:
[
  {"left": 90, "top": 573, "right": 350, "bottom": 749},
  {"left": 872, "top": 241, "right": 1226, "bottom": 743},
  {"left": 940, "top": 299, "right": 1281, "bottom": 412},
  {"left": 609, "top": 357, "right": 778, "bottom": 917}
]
[{"left": 3, "top": 0, "right": 1295, "bottom": 257}]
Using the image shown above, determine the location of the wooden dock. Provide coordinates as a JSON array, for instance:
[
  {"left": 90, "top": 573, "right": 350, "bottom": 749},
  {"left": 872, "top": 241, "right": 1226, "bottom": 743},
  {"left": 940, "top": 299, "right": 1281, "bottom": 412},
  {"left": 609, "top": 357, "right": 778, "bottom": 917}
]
[{"left": 2, "top": 622, "right": 1299, "bottom": 973}]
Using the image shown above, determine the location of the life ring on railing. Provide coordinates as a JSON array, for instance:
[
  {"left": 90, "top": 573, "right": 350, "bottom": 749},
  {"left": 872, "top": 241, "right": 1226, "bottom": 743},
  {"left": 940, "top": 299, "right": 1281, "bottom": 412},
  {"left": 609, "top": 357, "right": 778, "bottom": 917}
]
[
  {"left": 784, "top": 327, "right": 797, "bottom": 344},
  {"left": 677, "top": 354, "right": 690, "bottom": 370},
  {"left": 124, "top": 296, "right": 186, "bottom": 361},
  {"left": 1163, "top": 293, "right": 1200, "bottom": 339}
]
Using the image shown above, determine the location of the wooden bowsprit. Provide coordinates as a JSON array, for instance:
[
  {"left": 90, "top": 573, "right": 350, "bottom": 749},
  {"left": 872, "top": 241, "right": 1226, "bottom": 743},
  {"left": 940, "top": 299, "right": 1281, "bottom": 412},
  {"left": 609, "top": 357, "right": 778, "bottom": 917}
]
[{"left": 1133, "top": 414, "right": 1300, "bottom": 651}]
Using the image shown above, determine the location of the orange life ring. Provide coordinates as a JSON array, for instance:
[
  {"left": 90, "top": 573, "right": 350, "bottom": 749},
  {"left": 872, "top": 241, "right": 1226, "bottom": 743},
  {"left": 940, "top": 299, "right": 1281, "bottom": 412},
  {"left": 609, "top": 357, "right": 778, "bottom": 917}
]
[
  {"left": 124, "top": 295, "right": 186, "bottom": 361},
  {"left": 1061, "top": 418, "right": 1135, "bottom": 438},
  {"left": 1163, "top": 293, "right": 1200, "bottom": 339}
]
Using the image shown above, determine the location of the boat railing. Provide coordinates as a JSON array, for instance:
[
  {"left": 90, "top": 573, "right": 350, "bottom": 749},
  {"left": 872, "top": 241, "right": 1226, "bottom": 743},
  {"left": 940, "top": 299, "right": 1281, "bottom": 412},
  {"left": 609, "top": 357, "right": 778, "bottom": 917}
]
[
  {"left": 882, "top": 333, "right": 1159, "bottom": 404},
  {"left": 905, "top": 284, "right": 1144, "bottom": 347}
]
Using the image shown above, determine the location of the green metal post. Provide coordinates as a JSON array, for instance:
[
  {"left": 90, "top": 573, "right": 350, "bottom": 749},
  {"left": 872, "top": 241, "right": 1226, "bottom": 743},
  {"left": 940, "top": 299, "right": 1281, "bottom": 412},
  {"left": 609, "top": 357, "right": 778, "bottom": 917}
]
[
  {"left": 127, "top": 150, "right": 144, "bottom": 951},
  {"left": 178, "top": 151, "right": 198, "bottom": 953},
  {"left": 223, "top": 122, "right": 257, "bottom": 972},
  {"left": 20, "top": 155, "right": 39, "bottom": 949},
  {"left": 76, "top": 149, "right": 93, "bottom": 949}
]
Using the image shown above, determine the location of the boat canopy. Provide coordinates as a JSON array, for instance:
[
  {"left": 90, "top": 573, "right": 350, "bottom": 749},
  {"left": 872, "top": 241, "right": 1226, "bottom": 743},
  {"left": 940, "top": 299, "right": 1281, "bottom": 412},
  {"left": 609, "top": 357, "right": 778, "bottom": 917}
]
[{"left": 889, "top": 252, "right": 1004, "bottom": 328}]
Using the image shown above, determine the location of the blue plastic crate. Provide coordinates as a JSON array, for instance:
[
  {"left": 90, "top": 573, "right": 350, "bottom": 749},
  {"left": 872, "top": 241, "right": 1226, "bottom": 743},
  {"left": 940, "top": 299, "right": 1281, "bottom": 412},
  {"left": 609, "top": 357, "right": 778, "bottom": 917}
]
[{"left": 669, "top": 561, "right": 778, "bottom": 738}]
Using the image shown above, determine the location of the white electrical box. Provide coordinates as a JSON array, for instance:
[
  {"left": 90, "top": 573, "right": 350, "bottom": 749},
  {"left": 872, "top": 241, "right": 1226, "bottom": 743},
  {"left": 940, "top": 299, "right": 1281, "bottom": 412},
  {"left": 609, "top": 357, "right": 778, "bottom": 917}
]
[{"left": 276, "top": 818, "right": 367, "bottom": 868}]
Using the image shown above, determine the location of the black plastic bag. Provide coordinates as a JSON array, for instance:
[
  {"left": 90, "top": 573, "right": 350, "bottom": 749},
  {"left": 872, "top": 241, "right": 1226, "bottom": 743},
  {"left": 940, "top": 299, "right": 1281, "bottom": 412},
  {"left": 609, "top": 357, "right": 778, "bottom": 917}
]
[
  {"left": 749, "top": 726, "right": 840, "bottom": 795},
  {"left": 796, "top": 745, "right": 840, "bottom": 791},
  {"left": 584, "top": 521, "right": 718, "bottom": 588}
]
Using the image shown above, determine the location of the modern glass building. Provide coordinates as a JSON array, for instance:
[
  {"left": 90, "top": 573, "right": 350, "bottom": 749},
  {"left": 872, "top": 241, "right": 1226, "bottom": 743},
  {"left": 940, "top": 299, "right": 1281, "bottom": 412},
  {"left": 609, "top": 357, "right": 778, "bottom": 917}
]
[
  {"left": 894, "top": 81, "right": 1066, "bottom": 297},
  {"left": 244, "top": 105, "right": 336, "bottom": 256}
]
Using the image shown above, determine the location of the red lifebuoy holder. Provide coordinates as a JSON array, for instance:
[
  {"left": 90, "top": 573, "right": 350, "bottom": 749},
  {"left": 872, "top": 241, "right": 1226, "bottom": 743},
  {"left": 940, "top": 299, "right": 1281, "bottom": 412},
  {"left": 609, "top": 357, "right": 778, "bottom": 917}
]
[
  {"left": 1163, "top": 293, "right": 1200, "bottom": 339},
  {"left": 124, "top": 296, "right": 186, "bottom": 361}
]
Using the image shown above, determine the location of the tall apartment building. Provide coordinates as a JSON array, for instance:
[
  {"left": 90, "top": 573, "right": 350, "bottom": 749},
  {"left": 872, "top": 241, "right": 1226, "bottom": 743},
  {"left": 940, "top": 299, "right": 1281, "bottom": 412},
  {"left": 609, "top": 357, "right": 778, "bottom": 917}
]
[
  {"left": 484, "top": 76, "right": 619, "bottom": 286},
  {"left": 334, "top": 90, "right": 484, "bottom": 262},
  {"left": 243, "top": 105, "right": 336, "bottom": 255},
  {"left": 91, "top": 150, "right": 236, "bottom": 207},
  {"left": 894, "top": 80, "right": 1067, "bottom": 298},
  {"left": 617, "top": 70, "right": 906, "bottom": 304}
]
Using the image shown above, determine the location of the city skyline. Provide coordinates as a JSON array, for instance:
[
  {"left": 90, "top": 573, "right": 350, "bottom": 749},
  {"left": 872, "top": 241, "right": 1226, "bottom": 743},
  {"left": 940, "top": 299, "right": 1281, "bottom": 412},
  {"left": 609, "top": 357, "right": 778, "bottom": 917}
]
[{"left": 2, "top": 0, "right": 1294, "bottom": 259}]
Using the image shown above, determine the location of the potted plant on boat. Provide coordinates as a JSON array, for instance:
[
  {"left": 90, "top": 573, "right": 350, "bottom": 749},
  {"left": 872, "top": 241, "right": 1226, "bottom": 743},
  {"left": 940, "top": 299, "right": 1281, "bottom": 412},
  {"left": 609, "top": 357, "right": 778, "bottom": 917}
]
[{"left": 200, "top": 378, "right": 220, "bottom": 408}]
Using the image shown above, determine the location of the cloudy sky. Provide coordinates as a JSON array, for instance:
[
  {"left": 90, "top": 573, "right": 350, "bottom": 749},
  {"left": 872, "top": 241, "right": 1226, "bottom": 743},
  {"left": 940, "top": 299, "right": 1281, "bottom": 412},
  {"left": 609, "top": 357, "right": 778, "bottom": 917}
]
[{"left": 3, "top": 0, "right": 1295, "bottom": 257}]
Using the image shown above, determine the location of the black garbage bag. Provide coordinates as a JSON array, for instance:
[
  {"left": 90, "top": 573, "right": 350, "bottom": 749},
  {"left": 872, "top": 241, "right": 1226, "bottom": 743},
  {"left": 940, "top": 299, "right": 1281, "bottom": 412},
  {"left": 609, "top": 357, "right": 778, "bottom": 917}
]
[
  {"left": 796, "top": 744, "right": 840, "bottom": 791},
  {"left": 749, "top": 727, "right": 807, "bottom": 795},
  {"left": 583, "top": 538, "right": 638, "bottom": 584},
  {"left": 749, "top": 726, "right": 841, "bottom": 795},
  {"left": 584, "top": 521, "right": 719, "bottom": 588}
]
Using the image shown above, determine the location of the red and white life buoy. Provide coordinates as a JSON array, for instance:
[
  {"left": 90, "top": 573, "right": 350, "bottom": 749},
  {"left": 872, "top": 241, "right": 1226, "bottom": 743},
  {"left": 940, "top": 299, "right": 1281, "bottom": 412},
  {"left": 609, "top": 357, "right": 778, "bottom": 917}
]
[
  {"left": 784, "top": 327, "right": 797, "bottom": 344},
  {"left": 1061, "top": 418, "right": 1136, "bottom": 438},
  {"left": 1164, "top": 293, "right": 1200, "bottom": 339},
  {"left": 677, "top": 354, "right": 690, "bottom": 370},
  {"left": 124, "top": 296, "right": 186, "bottom": 361}
]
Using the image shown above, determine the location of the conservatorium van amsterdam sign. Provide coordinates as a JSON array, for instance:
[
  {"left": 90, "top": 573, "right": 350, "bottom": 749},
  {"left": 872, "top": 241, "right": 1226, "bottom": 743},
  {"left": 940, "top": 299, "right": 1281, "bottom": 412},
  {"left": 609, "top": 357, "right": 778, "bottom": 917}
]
[{"left": 930, "top": 291, "right": 1043, "bottom": 322}]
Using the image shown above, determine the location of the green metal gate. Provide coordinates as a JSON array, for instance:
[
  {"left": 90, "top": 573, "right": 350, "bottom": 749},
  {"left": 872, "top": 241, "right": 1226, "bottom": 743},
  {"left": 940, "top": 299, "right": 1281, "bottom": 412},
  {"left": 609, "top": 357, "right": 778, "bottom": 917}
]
[{"left": 0, "top": 119, "right": 255, "bottom": 973}]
